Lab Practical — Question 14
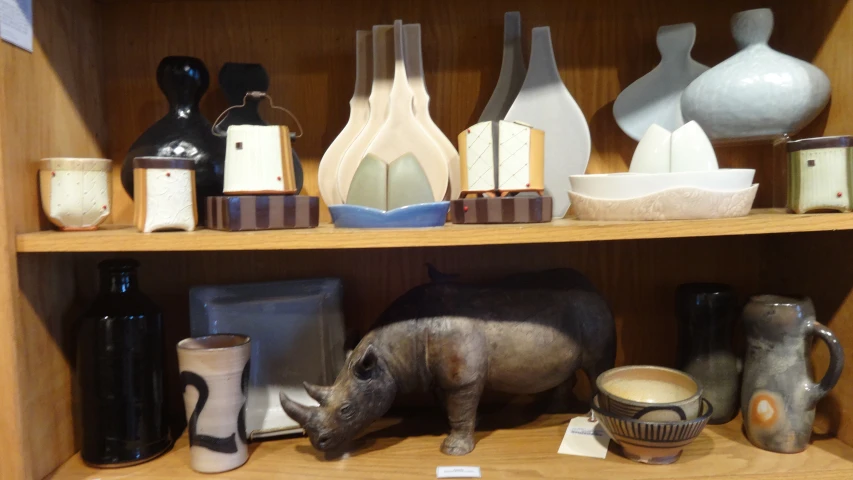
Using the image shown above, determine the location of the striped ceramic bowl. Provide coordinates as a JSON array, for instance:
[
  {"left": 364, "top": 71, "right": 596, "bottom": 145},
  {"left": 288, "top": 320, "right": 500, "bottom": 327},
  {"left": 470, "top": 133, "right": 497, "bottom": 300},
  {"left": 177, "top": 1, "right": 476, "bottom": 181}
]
[{"left": 591, "top": 395, "right": 713, "bottom": 464}]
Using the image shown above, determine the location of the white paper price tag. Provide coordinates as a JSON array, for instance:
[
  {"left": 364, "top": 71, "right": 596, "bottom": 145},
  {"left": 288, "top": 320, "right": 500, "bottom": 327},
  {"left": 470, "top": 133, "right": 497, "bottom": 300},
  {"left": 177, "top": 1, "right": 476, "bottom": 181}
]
[
  {"left": 557, "top": 414, "right": 611, "bottom": 459},
  {"left": 436, "top": 466, "right": 481, "bottom": 478}
]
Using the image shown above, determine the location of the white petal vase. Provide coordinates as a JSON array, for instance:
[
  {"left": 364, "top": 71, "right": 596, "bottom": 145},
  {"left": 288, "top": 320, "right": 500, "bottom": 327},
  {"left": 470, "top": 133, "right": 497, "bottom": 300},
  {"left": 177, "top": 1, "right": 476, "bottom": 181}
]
[
  {"left": 505, "top": 26, "right": 590, "bottom": 218},
  {"left": 681, "top": 8, "right": 831, "bottom": 141}
]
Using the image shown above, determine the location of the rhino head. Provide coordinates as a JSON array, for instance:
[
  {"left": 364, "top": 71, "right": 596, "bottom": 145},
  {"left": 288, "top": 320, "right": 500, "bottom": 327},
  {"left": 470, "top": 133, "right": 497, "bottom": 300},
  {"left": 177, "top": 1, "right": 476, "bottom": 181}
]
[{"left": 280, "top": 344, "right": 397, "bottom": 452}]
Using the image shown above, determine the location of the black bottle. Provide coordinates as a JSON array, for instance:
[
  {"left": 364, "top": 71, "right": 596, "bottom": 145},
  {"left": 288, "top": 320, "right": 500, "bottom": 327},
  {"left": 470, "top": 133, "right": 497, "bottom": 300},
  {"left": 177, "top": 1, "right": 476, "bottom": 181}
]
[{"left": 77, "top": 259, "right": 172, "bottom": 467}]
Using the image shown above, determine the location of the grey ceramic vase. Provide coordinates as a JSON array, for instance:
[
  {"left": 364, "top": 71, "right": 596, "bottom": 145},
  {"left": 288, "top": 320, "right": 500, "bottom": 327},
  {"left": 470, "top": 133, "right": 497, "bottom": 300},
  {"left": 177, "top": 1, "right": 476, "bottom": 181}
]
[
  {"left": 741, "top": 295, "right": 844, "bottom": 453},
  {"left": 676, "top": 283, "right": 741, "bottom": 424}
]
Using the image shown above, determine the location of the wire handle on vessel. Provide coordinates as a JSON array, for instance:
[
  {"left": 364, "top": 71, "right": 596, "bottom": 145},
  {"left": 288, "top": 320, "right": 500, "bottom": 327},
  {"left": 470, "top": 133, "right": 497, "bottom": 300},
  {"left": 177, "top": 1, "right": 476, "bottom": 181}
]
[{"left": 212, "top": 91, "right": 304, "bottom": 139}]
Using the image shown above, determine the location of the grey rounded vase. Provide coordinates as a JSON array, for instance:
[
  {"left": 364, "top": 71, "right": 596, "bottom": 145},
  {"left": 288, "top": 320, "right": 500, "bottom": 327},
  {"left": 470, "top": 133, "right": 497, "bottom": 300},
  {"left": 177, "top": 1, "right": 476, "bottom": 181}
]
[
  {"left": 676, "top": 283, "right": 741, "bottom": 424},
  {"left": 741, "top": 295, "right": 844, "bottom": 453}
]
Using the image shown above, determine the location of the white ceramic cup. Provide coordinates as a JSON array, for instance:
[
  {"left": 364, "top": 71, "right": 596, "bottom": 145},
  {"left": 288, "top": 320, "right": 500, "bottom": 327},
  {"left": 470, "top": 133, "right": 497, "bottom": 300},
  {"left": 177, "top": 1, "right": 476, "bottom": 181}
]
[
  {"left": 177, "top": 334, "right": 251, "bottom": 473},
  {"left": 37, "top": 158, "right": 112, "bottom": 231}
]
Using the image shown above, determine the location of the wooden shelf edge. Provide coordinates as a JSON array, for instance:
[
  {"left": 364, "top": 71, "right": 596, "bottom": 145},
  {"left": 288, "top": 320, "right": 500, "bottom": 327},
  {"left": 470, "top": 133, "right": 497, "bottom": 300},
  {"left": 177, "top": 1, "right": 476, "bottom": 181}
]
[
  {"left": 17, "top": 209, "right": 853, "bottom": 253},
  {"left": 48, "top": 414, "right": 853, "bottom": 479}
]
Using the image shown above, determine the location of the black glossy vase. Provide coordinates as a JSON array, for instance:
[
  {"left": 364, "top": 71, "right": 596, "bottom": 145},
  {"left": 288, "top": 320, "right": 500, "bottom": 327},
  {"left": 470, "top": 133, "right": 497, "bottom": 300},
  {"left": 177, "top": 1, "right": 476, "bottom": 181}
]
[
  {"left": 218, "top": 62, "right": 303, "bottom": 193},
  {"left": 122, "top": 56, "right": 225, "bottom": 205},
  {"left": 77, "top": 259, "right": 172, "bottom": 467},
  {"left": 675, "top": 283, "right": 741, "bottom": 424}
]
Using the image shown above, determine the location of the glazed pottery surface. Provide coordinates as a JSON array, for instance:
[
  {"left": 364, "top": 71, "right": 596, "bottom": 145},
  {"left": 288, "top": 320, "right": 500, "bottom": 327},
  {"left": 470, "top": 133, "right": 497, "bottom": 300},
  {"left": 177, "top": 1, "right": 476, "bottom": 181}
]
[
  {"left": 458, "top": 121, "right": 545, "bottom": 194},
  {"left": 345, "top": 20, "right": 448, "bottom": 202},
  {"left": 681, "top": 9, "right": 831, "bottom": 140},
  {"left": 629, "top": 121, "right": 718, "bottom": 174},
  {"left": 335, "top": 25, "right": 394, "bottom": 202},
  {"left": 613, "top": 23, "right": 709, "bottom": 141},
  {"left": 37, "top": 158, "right": 111, "bottom": 231},
  {"left": 570, "top": 185, "right": 758, "bottom": 221},
  {"left": 318, "top": 31, "right": 372, "bottom": 206},
  {"left": 596, "top": 365, "right": 703, "bottom": 421},
  {"left": 177, "top": 334, "right": 251, "bottom": 473},
  {"left": 479, "top": 12, "right": 526, "bottom": 123},
  {"left": 133, "top": 157, "right": 198, "bottom": 233},
  {"left": 592, "top": 395, "right": 713, "bottom": 465},
  {"left": 122, "top": 56, "right": 225, "bottom": 207},
  {"left": 77, "top": 259, "right": 171, "bottom": 467},
  {"left": 206, "top": 195, "right": 319, "bottom": 231},
  {"left": 190, "top": 280, "right": 344, "bottom": 439},
  {"left": 505, "top": 26, "right": 591, "bottom": 218},
  {"left": 569, "top": 169, "right": 755, "bottom": 199},
  {"left": 329, "top": 201, "right": 450, "bottom": 228},
  {"left": 218, "top": 62, "right": 303, "bottom": 193},
  {"left": 404, "top": 23, "right": 460, "bottom": 199},
  {"left": 222, "top": 125, "right": 298, "bottom": 194},
  {"left": 450, "top": 196, "right": 553, "bottom": 224},
  {"left": 676, "top": 283, "right": 741, "bottom": 424},
  {"left": 787, "top": 136, "right": 853, "bottom": 213},
  {"left": 741, "top": 295, "right": 844, "bottom": 453}
]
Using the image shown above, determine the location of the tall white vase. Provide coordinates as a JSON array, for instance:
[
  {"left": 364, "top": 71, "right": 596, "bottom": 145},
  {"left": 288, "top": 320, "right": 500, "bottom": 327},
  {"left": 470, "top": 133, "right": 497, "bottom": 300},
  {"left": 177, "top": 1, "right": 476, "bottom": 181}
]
[
  {"left": 505, "top": 27, "right": 590, "bottom": 218},
  {"left": 479, "top": 12, "right": 526, "bottom": 122},
  {"left": 681, "top": 8, "right": 831, "bottom": 141}
]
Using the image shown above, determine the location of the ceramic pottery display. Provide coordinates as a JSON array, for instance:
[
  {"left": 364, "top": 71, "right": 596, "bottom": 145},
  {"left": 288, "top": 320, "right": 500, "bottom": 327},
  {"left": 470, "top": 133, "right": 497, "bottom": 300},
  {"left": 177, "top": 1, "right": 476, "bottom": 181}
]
[
  {"left": 177, "top": 334, "right": 251, "bottom": 473},
  {"left": 458, "top": 121, "right": 544, "bottom": 195},
  {"left": 479, "top": 12, "right": 526, "bottom": 123},
  {"left": 596, "top": 365, "right": 703, "bottom": 421},
  {"left": 336, "top": 21, "right": 449, "bottom": 204},
  {"left": 505, "top": 26, "right": 590, "bottom": 218},
  {"left": 206, "top": 195, "right": 319, "bottom": 231},
  {"left": 681, "top": 9, "right": 831, "bottom": 141},
  {"left": 133, "top": 157, "right": 198, "bottom": 233},
  {"left": 77, "top": 259, "right": 171, "bottom": 467},
  {"left": 189, "top": 279, "right": 344, "bottom": 439},
  {"left": 122, "top": 56, "right": 225, "bottom": 206},
  {"left": 591, "top": 395, "right": 712, "bottom": 465},
  {"left": 329, "top": 202, "right": 450, "bottom": 228},
  {"left": 569, "top": 122, "right": 758, "bottom": 221},
  {"left": 223, "top": 126, "right": 298, "bottom": 194},
  {"left": 218, "top": 63, "right": 303, "bottom": 193},
  {"left": 676, "top": 283, "right": 741, "bottom": 424},
  {"left": 404, "top": 23, "right": 460, "bottom": 199},
  {"left": 318, "top": 31, "right": 372, "bottom": 206},
  {"left": 37, "top": 158, "right": 111, "bottom": 231},
  {"left": 787, "top": 136, "right": 853, "bottom": 213},
  {"left": 613, "top": 23, "right": 709, "bottom": 141},
  {"left": 741, "top": 295, "right": 845, "bottom": 453},
  {"left": 450, "top": 196, "right": 552, "bottom": 224},
  {"left": 280, "top": 268, "right": 615, "bottom": 456}
]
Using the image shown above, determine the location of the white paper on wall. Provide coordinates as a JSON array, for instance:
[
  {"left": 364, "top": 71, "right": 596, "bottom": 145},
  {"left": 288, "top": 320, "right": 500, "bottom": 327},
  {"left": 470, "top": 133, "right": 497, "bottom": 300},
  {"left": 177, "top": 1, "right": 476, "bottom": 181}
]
[{"left": 1, "top": 0, "right": 33, "bottom": 52}]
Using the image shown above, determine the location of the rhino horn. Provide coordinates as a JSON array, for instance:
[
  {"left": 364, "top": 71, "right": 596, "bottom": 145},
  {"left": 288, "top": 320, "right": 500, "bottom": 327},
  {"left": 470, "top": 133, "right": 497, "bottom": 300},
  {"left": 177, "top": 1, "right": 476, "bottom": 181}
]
[
  {"left": 303, "top": 382, "right": 332, "bottom": 406},
  {"left": 280, "top": 390, "right": 317, "bottom": 426}
]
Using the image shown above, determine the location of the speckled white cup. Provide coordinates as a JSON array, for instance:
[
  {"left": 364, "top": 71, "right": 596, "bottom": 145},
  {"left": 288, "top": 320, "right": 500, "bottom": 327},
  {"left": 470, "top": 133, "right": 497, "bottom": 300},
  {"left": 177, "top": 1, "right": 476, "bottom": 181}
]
[{"left": 37, "top": 158, "right": 112, "bottom": 231}]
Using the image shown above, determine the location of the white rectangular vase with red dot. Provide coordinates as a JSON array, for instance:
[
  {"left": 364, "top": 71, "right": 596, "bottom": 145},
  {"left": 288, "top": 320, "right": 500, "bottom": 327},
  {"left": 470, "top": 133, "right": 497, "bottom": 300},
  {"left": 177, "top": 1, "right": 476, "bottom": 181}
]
[
  {"left": 223, "top": 125, "right": 297, "bottom": 195},
  {"left": 133, "top": 156, "right": 198, "bottom": 233}
]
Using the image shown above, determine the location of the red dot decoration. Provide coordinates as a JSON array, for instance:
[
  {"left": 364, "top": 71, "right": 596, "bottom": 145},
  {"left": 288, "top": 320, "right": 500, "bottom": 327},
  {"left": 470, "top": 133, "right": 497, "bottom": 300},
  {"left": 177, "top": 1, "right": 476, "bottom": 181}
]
[
  {"left": 463, "top": 206, "right": 469, "bottom": 212},
  {"left": 526, "top": 183, "right": 530, "bottom": 187},
  {"left": 102, "top": 205, "right": 107, "bottom": 210},
  {"left": 51, "top": 172, "right": 56, "bottom": 177},
  {"left": 277, "top": 176, "right": 282, "bottom": 181},
  {"left": 166, "top": 172, "right": 171, "bottom": 177},
  {"left": 838, "top": 192, "right": 843, "bottom": 198}
]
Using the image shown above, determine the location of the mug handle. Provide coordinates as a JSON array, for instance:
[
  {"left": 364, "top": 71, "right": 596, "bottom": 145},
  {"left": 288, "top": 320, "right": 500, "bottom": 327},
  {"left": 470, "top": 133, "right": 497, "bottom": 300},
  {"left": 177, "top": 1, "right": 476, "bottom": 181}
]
[{"left": 807, "top": 320, "right": 845, "bottom": 408}]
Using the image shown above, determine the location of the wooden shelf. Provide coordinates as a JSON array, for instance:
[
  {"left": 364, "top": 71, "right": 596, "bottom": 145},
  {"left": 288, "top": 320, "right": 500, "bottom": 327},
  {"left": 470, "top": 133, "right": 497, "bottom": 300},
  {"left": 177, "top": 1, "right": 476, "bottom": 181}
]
[
  {"left": 49, "top": 414, "right": 853, "bottom": 479},
  {"left": 17, "top": 210, "right": 853, "bottom": 253}
]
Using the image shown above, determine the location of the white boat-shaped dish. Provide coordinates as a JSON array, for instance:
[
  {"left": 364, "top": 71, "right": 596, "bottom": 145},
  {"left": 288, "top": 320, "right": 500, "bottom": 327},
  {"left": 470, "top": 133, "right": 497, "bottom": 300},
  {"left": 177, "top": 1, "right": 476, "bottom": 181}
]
[
  {"left": 568, "top": 169, "right": 754, "bottom": 200},
  {"left": 569, "top": 185, "right": 758, "bottom": 221}
]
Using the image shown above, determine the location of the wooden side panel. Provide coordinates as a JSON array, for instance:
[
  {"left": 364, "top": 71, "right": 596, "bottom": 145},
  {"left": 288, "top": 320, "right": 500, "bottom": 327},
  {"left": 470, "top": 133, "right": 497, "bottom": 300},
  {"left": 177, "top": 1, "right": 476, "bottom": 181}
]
[
  {"left": 767, "top": 230, "right": 853, "bottom": 448},
  {"left": 0, "top": 0, "right": 107, "bottom": 478},
  {"left": 99, "top": 0, "right": 849, "bottom": 223}
]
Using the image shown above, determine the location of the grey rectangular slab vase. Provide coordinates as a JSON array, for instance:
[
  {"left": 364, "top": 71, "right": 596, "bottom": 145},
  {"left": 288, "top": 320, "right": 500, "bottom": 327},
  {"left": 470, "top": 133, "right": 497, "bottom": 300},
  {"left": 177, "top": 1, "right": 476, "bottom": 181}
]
[{"left": 190, "top": 279, "right": 345, "bottom": 440}]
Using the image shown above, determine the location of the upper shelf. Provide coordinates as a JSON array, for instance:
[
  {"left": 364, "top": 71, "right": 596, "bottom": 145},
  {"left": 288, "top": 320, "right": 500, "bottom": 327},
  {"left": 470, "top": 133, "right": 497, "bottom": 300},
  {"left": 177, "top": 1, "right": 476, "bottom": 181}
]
[{"left": 16, "top": 209, "right": 853, "bottom": 252}]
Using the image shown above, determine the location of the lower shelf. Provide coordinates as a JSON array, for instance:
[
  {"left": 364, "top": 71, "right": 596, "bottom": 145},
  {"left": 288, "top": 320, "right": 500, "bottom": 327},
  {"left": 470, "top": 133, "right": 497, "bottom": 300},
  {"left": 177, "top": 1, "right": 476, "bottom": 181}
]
[{"left": 50, "top": 414, "right": 853, "bottom": 479}]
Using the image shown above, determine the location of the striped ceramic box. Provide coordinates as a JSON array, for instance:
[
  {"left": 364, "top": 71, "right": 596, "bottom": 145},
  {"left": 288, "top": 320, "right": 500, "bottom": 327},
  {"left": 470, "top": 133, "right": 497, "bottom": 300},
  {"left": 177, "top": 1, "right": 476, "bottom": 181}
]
[
  {"left": 206, "top": 195, "right": 319, "bottom": 231},
  {"left": 450, "top": 196, "right": 552, "bottom": 224}
]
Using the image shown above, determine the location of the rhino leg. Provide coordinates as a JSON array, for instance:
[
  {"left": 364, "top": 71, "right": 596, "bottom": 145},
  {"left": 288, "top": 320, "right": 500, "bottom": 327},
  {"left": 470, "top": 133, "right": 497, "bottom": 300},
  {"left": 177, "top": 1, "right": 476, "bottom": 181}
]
[{"left": 440, "top": 381, "right": 484, "bottom": 455}]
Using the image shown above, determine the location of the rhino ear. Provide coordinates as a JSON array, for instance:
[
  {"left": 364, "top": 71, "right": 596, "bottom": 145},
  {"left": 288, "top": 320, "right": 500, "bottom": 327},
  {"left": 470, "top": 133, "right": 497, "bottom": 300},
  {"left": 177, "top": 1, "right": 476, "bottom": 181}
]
[{"left": 353, "top": 345, "right": 379, "bottom": 381}]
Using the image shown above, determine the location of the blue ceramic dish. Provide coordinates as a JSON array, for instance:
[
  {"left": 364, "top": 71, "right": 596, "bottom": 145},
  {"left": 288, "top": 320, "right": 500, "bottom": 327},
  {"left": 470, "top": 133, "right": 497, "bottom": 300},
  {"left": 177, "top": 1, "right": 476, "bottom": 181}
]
[{"left": 329, "top": 202, "right": 450, "bottom": 228}]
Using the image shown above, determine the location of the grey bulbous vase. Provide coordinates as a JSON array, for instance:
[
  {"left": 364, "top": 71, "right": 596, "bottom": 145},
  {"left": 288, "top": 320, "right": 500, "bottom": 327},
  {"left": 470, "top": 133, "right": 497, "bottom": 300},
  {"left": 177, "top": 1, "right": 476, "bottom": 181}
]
[
  {"left": 741, "top": 295, "right": 844, "bottom": 453},
  {"left": 122, "top": 56, "right": 226, "bottom": 208},
  {"left": 676, "top": 283, "right": 741, "bottom": 424}
]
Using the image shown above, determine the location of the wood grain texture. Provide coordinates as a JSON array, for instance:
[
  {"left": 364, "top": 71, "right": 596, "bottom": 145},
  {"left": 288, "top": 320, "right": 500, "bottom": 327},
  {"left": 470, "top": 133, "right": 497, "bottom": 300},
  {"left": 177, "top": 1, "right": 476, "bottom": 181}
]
[
  {"left": 97, "top": 0, "right": 850, "bottom": 224},
  {"left": 47, "top": 414, "right": 853, "bottom": 480},
  {"left": 0, "top": 0, "right": 106, "bottom": 478},
  {"left": 16, "top": 210, "right": 853, "bottom": 252}
]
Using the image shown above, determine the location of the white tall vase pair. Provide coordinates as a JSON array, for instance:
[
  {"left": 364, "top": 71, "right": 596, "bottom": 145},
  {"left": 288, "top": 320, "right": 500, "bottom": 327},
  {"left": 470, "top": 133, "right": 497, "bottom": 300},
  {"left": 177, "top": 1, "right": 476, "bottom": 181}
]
[{"left": 318, "top": 21, "right": 457, "bottom": 210}]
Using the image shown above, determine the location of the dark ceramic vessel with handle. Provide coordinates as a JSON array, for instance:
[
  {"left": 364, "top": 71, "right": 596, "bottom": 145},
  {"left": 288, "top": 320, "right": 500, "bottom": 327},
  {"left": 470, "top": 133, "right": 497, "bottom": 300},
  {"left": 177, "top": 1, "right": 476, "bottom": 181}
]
[
  {"left": 676, "top": 283, "right": 741, "bottom": 424},
  {"left": 741, "top": 295, "right": 844, "bottom": 453}
]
